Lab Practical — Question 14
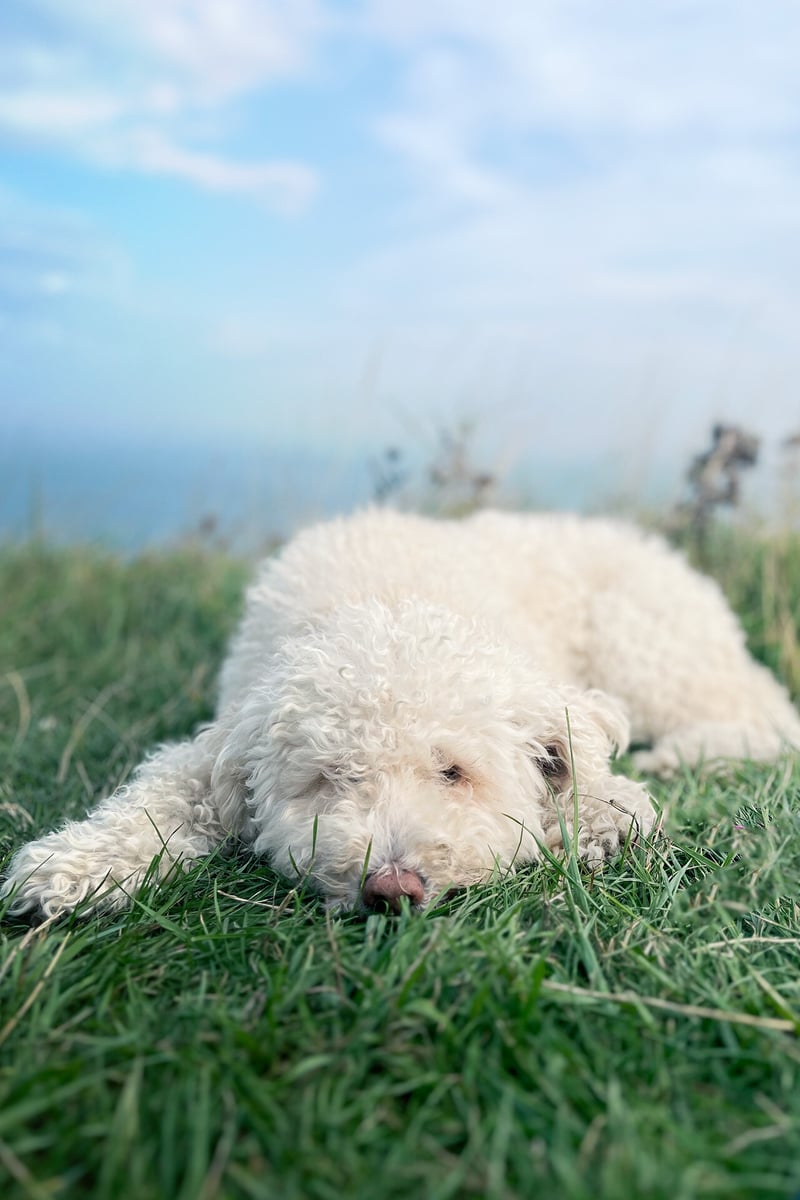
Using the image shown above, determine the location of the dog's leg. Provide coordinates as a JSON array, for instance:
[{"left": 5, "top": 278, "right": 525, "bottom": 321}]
[
  {"left": 2, "top": 732, "right": 226, "bottom": 919},
  {"left": 587, "top": 589, "right": 800, "bottom": 770},
  {"left": 632, "top": 720, "right": 800, "bottom": 777}
]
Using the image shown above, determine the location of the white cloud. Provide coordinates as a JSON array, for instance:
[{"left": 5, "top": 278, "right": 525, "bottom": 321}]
[
  {"left": 29, "top": 0, "right": 325, "bottom": 98},
  {"left": 213, "top": 314, "right": 275, "bottom": 358},
  {"left": 186, "top": 2, "right": 800, "bottom": 459},
  {"left": 0, "top": 0, "right": 324, "bottom": 210},
  {"left": 0, "top": 186, "right": 127, "bottom": 337},
  {"left": 3, "top": 0, "right": 800, "bottom": 465},
  {"left": 39, "top": 270, "right": 71, "bottom": 295},
  {"left": 357, "top": 1, "right": 800, "bottom": 232},
  {"left": 116, "top": 0, "right": 324, "bottom": 99},
  {"left": 363, "top": 0, "right": 800, "bottom": 137},
  {"left": 327, "top": 2, "right": 800, "bottom": 446},
  {"left": 0, "top": 89, "right": 123, "bottom": 134},
  {"left": 101, "top": 130, "right": 318, "bottom": 211},
  {"left": 375, "top": 111, "right": 518, "bottom": 210}
]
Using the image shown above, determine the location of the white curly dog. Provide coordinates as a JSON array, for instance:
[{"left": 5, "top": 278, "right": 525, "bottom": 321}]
[{"left": 4, "top": 510, "right": 800, "bottom": 919}]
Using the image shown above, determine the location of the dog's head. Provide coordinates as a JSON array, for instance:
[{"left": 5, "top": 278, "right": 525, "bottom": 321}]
[{"left": 214, "top": 600, "right": 653, "bottom": 910}]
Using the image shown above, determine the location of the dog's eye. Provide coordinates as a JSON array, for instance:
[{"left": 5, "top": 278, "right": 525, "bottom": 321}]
[
  {"left": 440, "top": 764, "right": 465, "bottom": 785},
  {"left": 536, "top": 744, "right": 569, "bottom": 783}
]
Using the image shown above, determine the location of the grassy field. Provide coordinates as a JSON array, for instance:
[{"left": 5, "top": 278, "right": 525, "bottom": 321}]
[{"left": 1, "top": 533, "right": 800, "bottom": 1200}]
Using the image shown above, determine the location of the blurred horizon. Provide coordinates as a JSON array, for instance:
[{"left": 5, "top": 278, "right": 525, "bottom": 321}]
[
  {"left": 3, "top": 420, "right": 798, "bottom": 552},
  {"left": 1, "top": 1, "right": 799, "bottom": 542},
  {"left": 0, "top": 422, "right": 680, "bottom": 550}
]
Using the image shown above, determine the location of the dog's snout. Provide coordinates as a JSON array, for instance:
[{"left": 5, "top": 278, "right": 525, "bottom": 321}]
[{"left": 362, "top": 865, "right": 425, "bottom": 912}]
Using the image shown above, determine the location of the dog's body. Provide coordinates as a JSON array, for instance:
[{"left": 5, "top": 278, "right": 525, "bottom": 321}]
[{"left": 5, "top": 509, "right": 800, "bottom": 918}]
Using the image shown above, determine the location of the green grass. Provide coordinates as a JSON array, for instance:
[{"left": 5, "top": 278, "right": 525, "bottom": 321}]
[{"left": 1, "top": 536, "right": 800, "bottom": 1200}]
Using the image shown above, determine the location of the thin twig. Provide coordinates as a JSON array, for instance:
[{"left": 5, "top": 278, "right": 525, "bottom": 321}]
[
  {"left": 540, "top": 979, "right": 796, "bottom": 1033},
  {"left": 4, "top": 670, "right": 32, "bottom": 746},
  {"left": 0, "top": 914, "right": 60, "bottom": 988},
  {"left": 198, "top": 1092, "right": 238, "bottom": 1200},
  {"left": 0, "top": 934, "right": 71, "bottom": 1048},
  {"left": 725, "top": 1123, "right": 790, "bottom": 1155},
  {"left": 0, "top": 1139, "right": 54, "bottom": 1200},
  {"left": 216, "top": 887, "right": 297, "bottom": 914},
  {"left": 749, "top": 968, "right": 799, "bottom": 1023},
  {"left": 57, "top": 680, "right": 127, "bottom": 783},
  {"left": 703, "top": 936, "right": 800, "bottom": 950}
]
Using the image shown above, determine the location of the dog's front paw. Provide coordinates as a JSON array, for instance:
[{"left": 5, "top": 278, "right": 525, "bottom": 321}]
[
  {"left": 542, "top": 779, "right": 656, "bottom": 866},
  {"left": 2, "top": 832, "right": 131, "bottom": 920},
  {"left": 582, "top": 796, "right": 656, "bottom": 864}
]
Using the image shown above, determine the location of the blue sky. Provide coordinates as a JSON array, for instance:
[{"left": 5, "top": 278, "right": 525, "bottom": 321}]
[{"left": 2, "top": 0, "right": 800, "bottom": 480}]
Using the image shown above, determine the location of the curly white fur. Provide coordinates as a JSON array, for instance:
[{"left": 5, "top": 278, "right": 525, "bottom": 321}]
[{"left": 4, "top": 510, "right": 799, "bottom": 919}]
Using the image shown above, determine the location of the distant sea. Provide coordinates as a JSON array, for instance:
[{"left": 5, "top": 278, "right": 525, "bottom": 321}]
[{"left": 0, "top": 432, "right": 678, "bottom": 553}]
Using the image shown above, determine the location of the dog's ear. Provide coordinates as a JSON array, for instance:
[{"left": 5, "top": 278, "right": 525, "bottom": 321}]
[
  {"left": 524, "top": 689, "right": 630, "bottom": 789},
  {"left": 573, "top": 688, "right": 631, "bottom": 756}
]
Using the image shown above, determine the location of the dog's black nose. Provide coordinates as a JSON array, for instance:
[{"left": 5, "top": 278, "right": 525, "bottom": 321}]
[{"left": 362, "top": 866, "right": 425, "bottom": 912}]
